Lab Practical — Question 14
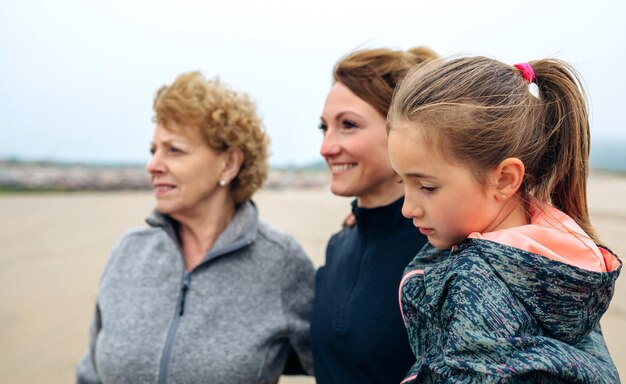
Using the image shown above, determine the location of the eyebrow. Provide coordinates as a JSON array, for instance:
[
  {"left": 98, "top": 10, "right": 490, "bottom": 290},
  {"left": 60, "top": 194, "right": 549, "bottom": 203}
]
[
  {"left": 150, "top": 138, "right": 193, "bottom": 150},
  {"left": 406, "top": 172, "right": 436, "bottom": 180},
  {"left": 335, "top": 111, "right": 363, "bottom": 121},
  {"left": 393, "top": 170, "right": 437, "bottom": 180},
  {"left": 320, "top": 111, "right": 366, "bottom": 125}
]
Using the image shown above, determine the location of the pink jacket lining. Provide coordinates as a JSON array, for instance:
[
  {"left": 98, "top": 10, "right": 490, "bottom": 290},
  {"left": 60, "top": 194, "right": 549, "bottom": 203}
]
[{"left": 468, "top": 205, "right": 619, "bottom": 273}]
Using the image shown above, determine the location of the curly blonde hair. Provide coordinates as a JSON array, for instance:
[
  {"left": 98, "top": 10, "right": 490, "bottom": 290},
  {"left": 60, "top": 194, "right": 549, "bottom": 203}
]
[{"left": 153, "top": 71, "right": 269, "bottom": 204}]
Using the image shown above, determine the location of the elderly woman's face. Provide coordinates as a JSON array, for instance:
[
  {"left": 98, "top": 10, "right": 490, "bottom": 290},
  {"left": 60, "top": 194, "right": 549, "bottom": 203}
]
[
  {"left": 319, "top": 82, "right": 401, "bottom": 207},
  {"left": 147, "top": 124, "right": 228, "bottom": 220}
]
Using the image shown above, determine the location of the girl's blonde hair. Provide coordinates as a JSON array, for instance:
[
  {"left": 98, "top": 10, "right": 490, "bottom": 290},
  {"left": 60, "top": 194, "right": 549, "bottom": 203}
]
[{"left": 389, "top": 56, "right": 597, "bottom": 242}]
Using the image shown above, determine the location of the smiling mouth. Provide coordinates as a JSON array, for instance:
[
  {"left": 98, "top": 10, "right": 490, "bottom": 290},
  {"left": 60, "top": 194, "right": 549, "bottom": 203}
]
[{"left": 330, "top": 163, "right": 356, "bottom": 172}]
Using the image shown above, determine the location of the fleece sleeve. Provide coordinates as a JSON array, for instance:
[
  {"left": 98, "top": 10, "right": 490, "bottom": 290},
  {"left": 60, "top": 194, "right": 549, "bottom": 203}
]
[
  {"left": 280, "top": 237, "right": 316, "bottom": 375},
  {"left": 75, "top": 233, "right": 129, "bottom": 384},
  {"left": 76, "top": 304, "right": 102, "bottom": 384}
]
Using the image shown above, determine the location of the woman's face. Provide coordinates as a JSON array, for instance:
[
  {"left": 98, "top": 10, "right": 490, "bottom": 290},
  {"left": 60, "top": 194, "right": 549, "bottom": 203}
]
[
  {"left": 319, "top": 82, "right": 402, "bottom": 207},
  {"left": 146, "top": 124, "right": 228, "bottom": 221}
]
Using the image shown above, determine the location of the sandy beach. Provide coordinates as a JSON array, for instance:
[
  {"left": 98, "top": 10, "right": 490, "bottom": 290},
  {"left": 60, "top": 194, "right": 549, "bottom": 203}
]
[{"left": 0, "top": 171, "right": 624, "bottom": 383}]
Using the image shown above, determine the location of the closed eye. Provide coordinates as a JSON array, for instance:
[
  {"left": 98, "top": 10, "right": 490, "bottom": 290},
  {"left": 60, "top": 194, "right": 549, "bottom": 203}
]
[{"left": 420, "top": 186, "right": 437, "bottom": 193}]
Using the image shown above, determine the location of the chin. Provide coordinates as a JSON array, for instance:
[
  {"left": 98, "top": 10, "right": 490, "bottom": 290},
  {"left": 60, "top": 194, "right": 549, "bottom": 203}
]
[
  {"left": 154, "top": 202, "right": 177, "bottom": 216},
  {"left": 329, "top": 184, "right": 355, "bottom": 198}
]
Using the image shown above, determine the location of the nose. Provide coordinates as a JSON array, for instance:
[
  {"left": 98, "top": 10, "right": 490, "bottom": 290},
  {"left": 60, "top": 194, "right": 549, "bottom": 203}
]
[
  {"left": 320, "top": 131, "right": 341, "bottom": 158},
  {"left": 146, "top": 150, "right": 165, "bottom": 175},
  {"left": 401, "top": 193, "right": 424, "bottom": 220}
]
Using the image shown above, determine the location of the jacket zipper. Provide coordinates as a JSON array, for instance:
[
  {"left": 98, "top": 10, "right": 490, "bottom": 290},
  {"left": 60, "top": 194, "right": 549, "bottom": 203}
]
[
  {"left": 155, "top": 239, "right": 254, "bottom": 383},
  {"left": 179, "top": 273, "right": 190, "bottom": 315},
  {"left": 157, "top": 271, "right": 191, "bottom": 384},
  {"left": 153, "top": 204, "right": 256, "bottom": 384}
]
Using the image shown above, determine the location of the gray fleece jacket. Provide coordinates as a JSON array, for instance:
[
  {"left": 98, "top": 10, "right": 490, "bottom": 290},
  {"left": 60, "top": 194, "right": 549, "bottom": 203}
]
[{"left": 77, "top": 201, "right": 315, "bottom": 384}]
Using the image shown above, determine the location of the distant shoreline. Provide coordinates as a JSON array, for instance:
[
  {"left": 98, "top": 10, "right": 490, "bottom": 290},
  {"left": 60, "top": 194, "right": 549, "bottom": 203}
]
[
  {"left": 2, "top": 137, "right": 625, "bottom": 172},
  {"left": 0, "top": 160, "right": 330, "bottom": 192},
  {"left": 1, "top": 157, "right": 624, "bottom": 193}
]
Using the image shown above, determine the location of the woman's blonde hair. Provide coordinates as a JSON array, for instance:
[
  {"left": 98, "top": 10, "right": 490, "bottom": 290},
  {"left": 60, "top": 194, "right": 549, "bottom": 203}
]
[
  {"left": 389, "top": 56, "right": 597, "bottom": 242},
  {"left": 333, "top": 46, "right": 438, "bottom": 116},
  {"left": 153, "top": 71, "right": 268, "bottom": 204}
]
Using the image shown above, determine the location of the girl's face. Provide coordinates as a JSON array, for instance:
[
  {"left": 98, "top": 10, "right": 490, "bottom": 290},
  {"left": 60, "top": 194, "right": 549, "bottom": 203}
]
[
  {"left": 388, "top": 125, "right": 506, "bottom": 250},
  {"left": 319, "top": 82, "right": 403, "bottom": 208}
]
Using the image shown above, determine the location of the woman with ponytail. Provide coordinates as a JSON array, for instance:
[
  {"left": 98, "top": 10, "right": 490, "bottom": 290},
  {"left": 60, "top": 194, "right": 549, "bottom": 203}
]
[
  {"left": 311, "top": 46, "right": 436, "bottom": 383},
  {"left": 388, "top": 56, "right": 621, "bottom": 383}
]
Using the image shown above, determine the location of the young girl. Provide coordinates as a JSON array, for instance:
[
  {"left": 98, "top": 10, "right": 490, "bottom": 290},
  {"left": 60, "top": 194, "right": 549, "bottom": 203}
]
[{"left": 387, "top": 57, "right": 622, "bottom": 383}]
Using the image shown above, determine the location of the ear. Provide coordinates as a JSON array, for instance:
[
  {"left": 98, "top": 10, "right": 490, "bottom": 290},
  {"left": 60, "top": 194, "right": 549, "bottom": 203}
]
[
  {"left": 221, "top": 147, "right": 244, "bottom": 183},
  {"left": 490, "top": 157, "right": 524, "bottom": 200}
]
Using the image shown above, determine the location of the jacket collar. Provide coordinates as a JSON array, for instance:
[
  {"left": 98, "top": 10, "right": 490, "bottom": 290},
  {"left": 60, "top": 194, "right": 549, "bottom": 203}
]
[
  {"left": 145, "top": 200, "right": 259, "bottom": 265},
  {"left": 351, "top": 196, "right": 408, "bottom": 236}
]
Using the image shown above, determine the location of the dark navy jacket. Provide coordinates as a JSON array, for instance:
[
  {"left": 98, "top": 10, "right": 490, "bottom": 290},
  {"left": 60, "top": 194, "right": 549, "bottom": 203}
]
[{"left": 311, "top": 197, "right": 428, "bottom": 384}]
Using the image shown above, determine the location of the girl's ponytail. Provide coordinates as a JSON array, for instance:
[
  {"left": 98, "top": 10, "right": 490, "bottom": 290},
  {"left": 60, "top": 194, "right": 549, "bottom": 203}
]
[{"left": 530, "top": 59, "right": 597, "bottom": 242}]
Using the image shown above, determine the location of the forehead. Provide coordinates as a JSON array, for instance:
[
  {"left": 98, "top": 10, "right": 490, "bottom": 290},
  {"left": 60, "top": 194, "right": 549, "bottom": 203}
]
[
  {"left": 389, "top": 126, "right": 488, "bottom": 191},
  {"left": 389, "top": 126, "right": 447, "bottom": 170},
  {"left": 153, "top": 123, "right": 202, "bottom": 143},
  {"left": 323, "top": 82, "right": 379, "bottom": 116},
  {"left": 389, "top": 122, "right": 430, "bottom": 147}
]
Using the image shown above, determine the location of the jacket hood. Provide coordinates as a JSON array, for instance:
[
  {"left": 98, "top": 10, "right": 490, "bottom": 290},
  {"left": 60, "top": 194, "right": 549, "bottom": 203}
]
[
  {"left": 456, "top": 206, "right": 621, "bottom": 345},
  {"left": 469, "top": 205, "right": 619, "bottom": 273}
]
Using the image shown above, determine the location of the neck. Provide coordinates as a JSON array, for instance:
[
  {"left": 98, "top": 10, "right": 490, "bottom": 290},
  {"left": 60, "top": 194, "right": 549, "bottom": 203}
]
[
  {"left": 173, "top": 197, "right": 237, "bottom": 271},
  {"left": 486, "top": 195, "right": 529, "bottom": 233}
]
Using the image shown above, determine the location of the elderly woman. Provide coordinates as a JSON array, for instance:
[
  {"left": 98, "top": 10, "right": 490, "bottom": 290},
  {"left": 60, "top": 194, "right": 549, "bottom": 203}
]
[
  {"left": 311, "top": 47, "right": 437, "bottom": 384},
  {"left": 77, "top": 72, "right": 315, "bottom": 383}
]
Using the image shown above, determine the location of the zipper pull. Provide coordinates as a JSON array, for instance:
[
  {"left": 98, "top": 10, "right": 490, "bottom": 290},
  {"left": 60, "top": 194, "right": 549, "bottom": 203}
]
[{"left": 179, "top": 273, "right": 191, "bottom": 316}]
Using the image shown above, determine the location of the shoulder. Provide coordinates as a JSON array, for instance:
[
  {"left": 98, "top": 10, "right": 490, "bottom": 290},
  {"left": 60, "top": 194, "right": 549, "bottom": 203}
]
[
  {"left": 329, "top": 225, "right": 355, "bottom": 242},
  {"left": 120, "top": 226, "right": 163, "bottom": 240},
  {"left": 99, "top": 226, "right": 169, "bottom": 282},
  {"left": 326, "top": 225, "right": 357, "bottom": 251},
  {"left": 403, "top": 242, "right": 484, "bottom": 285},
  {"left": 255, "top": 221, "right": 313, "bottom": 267},
  {"left": 256, "top": 221, "right": 299, "bottom": 251},
  {"left": 111, "top": 226, "right": 167, "bottom": 254},
  {"left": 426, "top": 241, "right": 494, "bottom": 285},
  {"left": 420, "top": 241, "right": 517, "bottom": 314},
  {"left": 255, "top": 223, "right": 315, "bottom": 297}
]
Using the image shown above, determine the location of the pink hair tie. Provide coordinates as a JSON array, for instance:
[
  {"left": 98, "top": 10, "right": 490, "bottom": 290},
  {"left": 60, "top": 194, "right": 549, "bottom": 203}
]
[
  {"left": 514, "top": 62, "right": 539, "bottom": 98},
  {"left": 513, "top": 62, "right": 535, "bottom": 83}
]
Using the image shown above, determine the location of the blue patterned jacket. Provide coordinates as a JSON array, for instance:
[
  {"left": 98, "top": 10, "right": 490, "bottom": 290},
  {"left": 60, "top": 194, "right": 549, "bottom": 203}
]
[{"left": 400, "top": 234, "right": 621, "bottom": 383}]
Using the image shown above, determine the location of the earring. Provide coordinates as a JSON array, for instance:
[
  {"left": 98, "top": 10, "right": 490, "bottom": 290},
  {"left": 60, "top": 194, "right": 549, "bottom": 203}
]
[{"left": 219, "top": 179, "right": 227, "bottom": 187}]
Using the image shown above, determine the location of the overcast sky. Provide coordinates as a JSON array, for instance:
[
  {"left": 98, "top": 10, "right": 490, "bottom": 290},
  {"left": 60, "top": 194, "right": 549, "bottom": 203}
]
[{"left": 1, "top": 0, "right": 625, "bottom": 166}]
